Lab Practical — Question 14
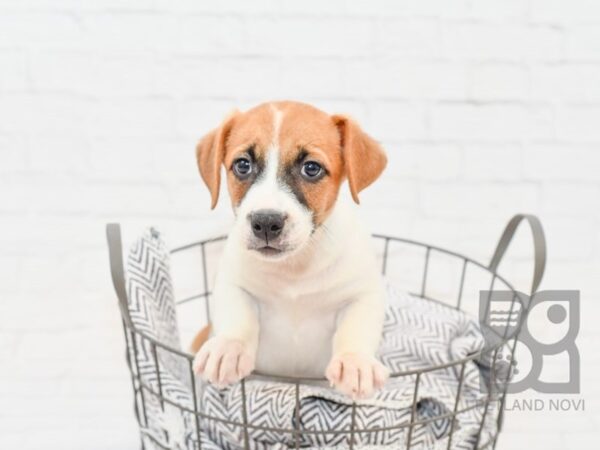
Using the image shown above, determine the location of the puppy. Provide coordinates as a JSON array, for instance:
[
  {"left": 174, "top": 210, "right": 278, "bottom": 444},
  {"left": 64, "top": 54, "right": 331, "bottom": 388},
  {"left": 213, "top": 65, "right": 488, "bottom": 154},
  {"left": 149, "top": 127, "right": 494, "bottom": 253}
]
[{"left": 192, "top": 101, "right": 388, "bottom": 399}]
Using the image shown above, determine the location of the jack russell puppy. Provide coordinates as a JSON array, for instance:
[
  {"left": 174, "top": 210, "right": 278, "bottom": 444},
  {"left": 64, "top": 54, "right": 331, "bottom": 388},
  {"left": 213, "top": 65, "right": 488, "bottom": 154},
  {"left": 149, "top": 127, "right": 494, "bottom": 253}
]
[{"left": 191, "top": 101, "right": 389, "bottom": 399}]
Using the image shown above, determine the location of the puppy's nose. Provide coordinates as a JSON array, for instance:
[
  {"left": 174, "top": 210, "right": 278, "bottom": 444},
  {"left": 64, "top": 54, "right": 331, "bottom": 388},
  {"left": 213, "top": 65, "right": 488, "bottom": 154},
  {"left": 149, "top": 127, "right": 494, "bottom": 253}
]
[{"left": 250, "top": 210, "right": 286, "bottom": 242}]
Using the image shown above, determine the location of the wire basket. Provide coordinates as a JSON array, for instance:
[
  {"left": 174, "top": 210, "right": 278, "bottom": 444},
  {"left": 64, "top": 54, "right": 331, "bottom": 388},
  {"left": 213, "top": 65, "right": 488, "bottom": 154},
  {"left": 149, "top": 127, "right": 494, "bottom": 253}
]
[{"left": 106, "top": 214, "right": 546, "bottom": 450}]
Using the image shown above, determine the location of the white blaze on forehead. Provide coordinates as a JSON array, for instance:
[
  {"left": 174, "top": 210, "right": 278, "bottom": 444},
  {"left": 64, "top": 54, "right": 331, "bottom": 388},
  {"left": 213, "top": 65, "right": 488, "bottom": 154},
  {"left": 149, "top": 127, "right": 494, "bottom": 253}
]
[
  {"left": 260, "top": 105, "right": 283, "bottom": 190},
  {"left": 262, "top": 147, "right": 279, "bottom": 188},
  {"left": 269, "top": 104, "right": 283, "bottom": 150}
]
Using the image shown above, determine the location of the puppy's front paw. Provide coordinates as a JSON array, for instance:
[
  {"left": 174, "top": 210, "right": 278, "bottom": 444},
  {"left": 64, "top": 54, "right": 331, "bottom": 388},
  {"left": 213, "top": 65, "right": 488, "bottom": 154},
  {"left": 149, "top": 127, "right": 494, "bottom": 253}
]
[
  {"left": 325, "top": 353, "right": 389, "bottom": 399},
  {"left": 193, "top": 337, "right": 255, "bottom": 388}
]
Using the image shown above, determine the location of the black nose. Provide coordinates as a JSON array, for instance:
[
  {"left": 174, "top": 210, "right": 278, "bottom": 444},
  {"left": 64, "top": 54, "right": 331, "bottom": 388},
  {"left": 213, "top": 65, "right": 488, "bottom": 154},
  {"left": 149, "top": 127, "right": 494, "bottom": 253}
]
[{"left": 250, "top": 210, "right": 286, "bottom": 242}]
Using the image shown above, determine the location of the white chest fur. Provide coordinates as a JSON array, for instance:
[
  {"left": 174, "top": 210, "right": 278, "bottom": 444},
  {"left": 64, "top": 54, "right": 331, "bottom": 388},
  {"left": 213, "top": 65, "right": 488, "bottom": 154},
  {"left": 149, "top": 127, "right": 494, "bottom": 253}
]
[{"left": 211, "top": 200, "right": 384, "bottom": 377}]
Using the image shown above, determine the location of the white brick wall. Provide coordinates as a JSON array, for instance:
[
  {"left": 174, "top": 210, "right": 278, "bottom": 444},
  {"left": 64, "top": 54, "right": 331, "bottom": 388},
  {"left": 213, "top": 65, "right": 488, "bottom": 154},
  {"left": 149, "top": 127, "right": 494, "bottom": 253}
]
[{"left": 1, "top": 1, "right": 598, "bottom": 448}]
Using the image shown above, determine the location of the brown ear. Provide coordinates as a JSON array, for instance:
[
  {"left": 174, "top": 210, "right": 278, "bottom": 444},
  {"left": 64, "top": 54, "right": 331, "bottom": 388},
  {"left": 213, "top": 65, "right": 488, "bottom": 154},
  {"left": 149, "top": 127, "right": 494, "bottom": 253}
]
[
  {"left": 196, "top": 112, "right": 237, "bottom": 209},
  {"left": 332, "top": 115, "right": 387, "bottom": 204}
]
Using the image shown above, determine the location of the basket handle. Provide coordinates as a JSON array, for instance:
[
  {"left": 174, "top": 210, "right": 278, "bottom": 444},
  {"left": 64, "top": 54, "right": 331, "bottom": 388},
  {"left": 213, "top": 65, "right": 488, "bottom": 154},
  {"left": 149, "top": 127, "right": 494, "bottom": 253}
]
[
  {"left": 106, "top": 223, "right": 134, "bottom": 328},
  {"left": 489, "top": 214, "right": 547, "bottom": 294}
]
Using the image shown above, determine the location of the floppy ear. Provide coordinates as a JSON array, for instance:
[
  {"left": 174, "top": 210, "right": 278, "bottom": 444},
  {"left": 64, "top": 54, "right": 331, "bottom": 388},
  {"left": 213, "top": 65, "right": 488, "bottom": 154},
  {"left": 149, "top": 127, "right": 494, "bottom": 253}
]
[
  {"left": 195, "top": 112, "right": 237, "bottom": 209},
  {"left": 332, "top": 115, "right": 387, "bottom": 204}
]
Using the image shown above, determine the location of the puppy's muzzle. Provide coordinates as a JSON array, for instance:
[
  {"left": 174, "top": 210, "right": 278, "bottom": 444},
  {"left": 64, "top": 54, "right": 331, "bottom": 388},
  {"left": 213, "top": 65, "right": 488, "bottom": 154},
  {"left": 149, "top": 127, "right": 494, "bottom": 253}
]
[{"left": 250, "top": 209, "right": 286, "bottom": 243}]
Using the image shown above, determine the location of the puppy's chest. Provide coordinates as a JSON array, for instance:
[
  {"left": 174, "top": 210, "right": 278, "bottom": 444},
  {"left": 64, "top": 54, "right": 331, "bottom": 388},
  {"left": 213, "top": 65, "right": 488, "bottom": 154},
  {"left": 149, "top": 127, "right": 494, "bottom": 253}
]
[
  {"left": 243, "top": 268, "right": 356, "bottom": 311},
  {"left": 251, "top": 277, "right": 344, "bottom": 376}
]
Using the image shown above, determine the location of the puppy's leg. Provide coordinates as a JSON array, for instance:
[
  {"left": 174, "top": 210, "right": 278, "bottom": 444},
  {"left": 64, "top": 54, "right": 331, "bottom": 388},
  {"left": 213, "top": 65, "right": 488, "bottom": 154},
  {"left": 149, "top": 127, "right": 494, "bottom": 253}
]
[
  {"left": 326, "top": 292, "right": 389, "bottom": 399},
  {"left": 193, "top": 283, "right": 259, "bottom": 387},
  {"left": 189, "top": 324, "right": 211, "bottom": 354}
]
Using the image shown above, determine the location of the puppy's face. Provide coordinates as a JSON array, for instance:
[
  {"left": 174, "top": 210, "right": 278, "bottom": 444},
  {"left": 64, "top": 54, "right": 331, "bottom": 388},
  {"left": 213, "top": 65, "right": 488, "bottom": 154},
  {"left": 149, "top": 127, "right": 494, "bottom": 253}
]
[{"left": 196, "top": 101, "right": 386, "bottom": 260}]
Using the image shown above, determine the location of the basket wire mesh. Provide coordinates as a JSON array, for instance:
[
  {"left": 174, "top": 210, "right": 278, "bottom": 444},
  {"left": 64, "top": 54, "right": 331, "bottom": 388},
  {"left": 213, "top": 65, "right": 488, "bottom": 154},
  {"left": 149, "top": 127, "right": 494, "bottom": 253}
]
[{"left": 107, "top": 214, "right": 546, "bottom": 450}]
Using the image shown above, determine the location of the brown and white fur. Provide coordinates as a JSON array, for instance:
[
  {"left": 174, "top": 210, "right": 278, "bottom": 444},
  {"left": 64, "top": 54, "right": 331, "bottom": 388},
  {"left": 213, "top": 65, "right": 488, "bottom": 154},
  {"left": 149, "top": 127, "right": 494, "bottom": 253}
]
[{"left": 192, "top": 101, "right": 388, "bottom": 399}]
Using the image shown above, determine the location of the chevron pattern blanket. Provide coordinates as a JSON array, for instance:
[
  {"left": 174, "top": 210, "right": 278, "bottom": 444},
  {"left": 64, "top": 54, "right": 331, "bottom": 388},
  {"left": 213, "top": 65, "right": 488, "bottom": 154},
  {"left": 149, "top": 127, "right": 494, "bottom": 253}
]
[{"left": 125, "top": 229, "right": 498, "bottom": 450}]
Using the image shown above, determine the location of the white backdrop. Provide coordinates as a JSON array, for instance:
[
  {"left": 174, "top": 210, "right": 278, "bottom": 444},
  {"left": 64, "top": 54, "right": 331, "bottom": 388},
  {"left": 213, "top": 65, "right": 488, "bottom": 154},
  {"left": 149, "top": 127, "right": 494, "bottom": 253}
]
[{"left": 1, "top": 1, "right": 598, "bottom": 448}]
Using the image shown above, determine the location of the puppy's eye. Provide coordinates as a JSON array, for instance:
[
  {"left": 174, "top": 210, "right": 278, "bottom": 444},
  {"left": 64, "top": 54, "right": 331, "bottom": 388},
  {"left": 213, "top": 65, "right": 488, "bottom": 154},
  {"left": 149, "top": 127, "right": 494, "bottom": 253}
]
[
  {"left": 301, "top": 161, "right": 323, "bottom": 180},
  {"left": 233, "top": 158, "right": 252, "bottom": 179}
]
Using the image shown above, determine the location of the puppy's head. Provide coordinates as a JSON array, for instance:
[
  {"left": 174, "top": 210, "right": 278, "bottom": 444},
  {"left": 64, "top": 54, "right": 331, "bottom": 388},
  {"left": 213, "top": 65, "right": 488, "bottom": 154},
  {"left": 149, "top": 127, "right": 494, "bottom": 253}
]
[{"left": 196, "top": 101, "right": 386, "bottom": 260}]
